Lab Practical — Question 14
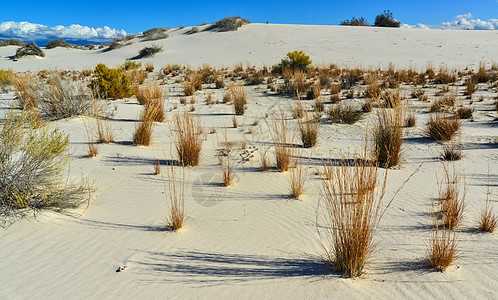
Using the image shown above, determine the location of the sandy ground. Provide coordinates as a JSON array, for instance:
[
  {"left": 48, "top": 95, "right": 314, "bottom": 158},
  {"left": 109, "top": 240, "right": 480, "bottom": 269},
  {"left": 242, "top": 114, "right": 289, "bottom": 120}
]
[{"left": 0, "top": 24, "right": 497, "bottom": 299}]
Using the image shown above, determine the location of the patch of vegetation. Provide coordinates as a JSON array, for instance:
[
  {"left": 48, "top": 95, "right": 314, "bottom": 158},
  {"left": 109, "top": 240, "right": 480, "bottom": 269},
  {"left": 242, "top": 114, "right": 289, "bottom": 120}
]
[
  {"left": 206, "top": 16, "right": 251, "bottom": 32},
  {"left": 0, "top": 39, "right": 25, "bottom": 47},
  {"left": 274, "top": 50, "right": 312, "bottom": 73},
  {"left": 90, "top": 63, "right": 134, "bottom": 99},
  {"left": 13, "top": 43, "right": 45, "bottom": 60},
  {"left": 340, "top": 17, "right": 369, "bottom": 26},
  {"left": 142, "top": 27, "right": 169, "bottom": 41},
  {"left": 0, "top": 111, "right": 89, "bottom": 227},
  {"left": 45, "top": 39, "right": 72, "bottom": 49},
  {"left": 135, "top": 46, "right": 162, "bottom": 59},
  {"left": 374, "top": 10, "right": 400, "bottom": 28}
]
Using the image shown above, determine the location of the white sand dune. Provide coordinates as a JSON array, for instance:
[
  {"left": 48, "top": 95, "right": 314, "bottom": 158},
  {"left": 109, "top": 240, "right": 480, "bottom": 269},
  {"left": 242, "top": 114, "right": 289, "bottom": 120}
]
[{"left": 0, "top": 24, "right": 497, "bottom": 299}]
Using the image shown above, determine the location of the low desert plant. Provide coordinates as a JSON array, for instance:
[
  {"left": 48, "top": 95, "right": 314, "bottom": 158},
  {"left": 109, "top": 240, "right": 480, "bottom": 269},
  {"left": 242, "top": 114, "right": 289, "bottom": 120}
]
[
  {"left": 165, "top": 166, "right": 187, "bottom": 231},
  {"left": 327, "top": 102, "right": 363, "bottom": 124},
  {"left": 154, "top": 160, "right": 161, "bottom": 175},
  {"left": 479, "top": 179, "right": 497, "bottom": 233},
  {"left": 45, "top": 39, "right": 72, "bottom": 49},
  {"left": 174, "top": 111, "right": 203, "bottom": 166},
  {"left": 379, "top": 89, "right": 401, "bottom": 108},
  {"left": 464, "top": 76, "right": 477, "bottom": 96},
  {"left": 340, "top": 17, "right": 369, "bottom": 26},
  {"left": 0, "top": 111, "right": 89, "bottom": 227},
  {"left": 405, "top": 112, "right": 416, "bottom": 127},
  {"left": 0, "top": 69, "right": 14, "bottom": 90},
  {"left": 372, "top": 105, "right": 403, "bottom": 168},
  {"left": 441, "top": 143, "right": 462, "bottom": 161},
  {"left": 145, "top": 62, "right": 154, "bottom": 72},
  {"left": 456, "top": 107, "right": 473, "bottom": 119},
  {"left": 13, "top": 43, "right": 45, "bottom": 60},
  {"left": 133, "top": 108, "right": 155, "bottom": 146},
  {"left": 374, "top": 10, "right": 400, "bottom": 27},
  {"left": 411, "top": 88, "right": 428, "bottom": 101},
  {"left": 230, "top": 85, "right": 247, "bottom": 115},
  {"left": 428, "top": 211, "right": 458, "bottom": 272},
  {"left": 425, "top": 113, "right": 460, "bottom": 141},
  {"left": 90, "top": 63, "right": 133, "bottom": 99},
  {"left": 135, "top": 45, "right": 162, "bottom": 59},
  {"left": 298, "top": 110, "right": 319, "bottom": 148}
]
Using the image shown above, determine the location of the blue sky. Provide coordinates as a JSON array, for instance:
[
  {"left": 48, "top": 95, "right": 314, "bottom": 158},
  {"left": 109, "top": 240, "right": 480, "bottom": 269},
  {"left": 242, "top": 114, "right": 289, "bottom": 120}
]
[{"left": 2, "top": 0, "right": 497, "bottom": 32}]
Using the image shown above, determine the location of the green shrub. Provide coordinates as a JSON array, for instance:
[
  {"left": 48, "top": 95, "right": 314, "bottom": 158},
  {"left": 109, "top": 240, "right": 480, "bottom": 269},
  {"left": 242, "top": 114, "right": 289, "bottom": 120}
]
[
  {"left": 277, "top": 50, "right": 312, "bottom": 73},
  {"left": 0, "top": 111, "right": 89, "bottom": 227},
  {"left": 123, "top": 59, "right": 142, "bottom": 70},
  {"left": 90, "top": 63, "right": 134, "bottom": 99}
]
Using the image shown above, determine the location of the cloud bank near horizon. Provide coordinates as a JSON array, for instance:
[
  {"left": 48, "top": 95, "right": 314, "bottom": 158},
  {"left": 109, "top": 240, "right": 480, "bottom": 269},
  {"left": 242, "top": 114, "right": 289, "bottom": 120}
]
[
  {"left": 402, "top": 14, "right": 498, "bottom": 30},
  {"left": 0, "top": 21, "right": 127, "bottom": 43}
]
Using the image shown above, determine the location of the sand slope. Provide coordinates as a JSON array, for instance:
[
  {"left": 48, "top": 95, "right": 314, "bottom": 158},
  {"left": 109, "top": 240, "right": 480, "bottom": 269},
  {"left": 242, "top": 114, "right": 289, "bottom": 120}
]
[{"left": 0, "top": 24, "right": 497, "bottom": 299}]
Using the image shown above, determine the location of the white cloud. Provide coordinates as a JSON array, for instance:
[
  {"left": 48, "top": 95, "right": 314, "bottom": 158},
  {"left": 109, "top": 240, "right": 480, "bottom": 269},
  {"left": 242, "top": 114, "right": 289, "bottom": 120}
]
[
  {"left": 0, "top": 21, "right": 127, "bottom": 43},
  {"left": 401, "top": 23, "right": 430, "bottom": 29},
  {"left": 441, "top": 14, "right": 498, "bottom": 30},
  {"left": 455, "top": 13, "right": 473, "bottom": 19}
]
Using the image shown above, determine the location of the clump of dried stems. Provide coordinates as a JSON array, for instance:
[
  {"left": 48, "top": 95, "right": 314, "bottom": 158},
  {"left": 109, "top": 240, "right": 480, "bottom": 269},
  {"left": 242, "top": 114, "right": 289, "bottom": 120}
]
[
  {"left": 174, "top": 111, "right": 203, "bottom": 166},
  {"left": 267, "top": 112, "right": 294, "bottom": 172},
  {"left": 165, "top": 166, "right": 187, "bottom": 231}
]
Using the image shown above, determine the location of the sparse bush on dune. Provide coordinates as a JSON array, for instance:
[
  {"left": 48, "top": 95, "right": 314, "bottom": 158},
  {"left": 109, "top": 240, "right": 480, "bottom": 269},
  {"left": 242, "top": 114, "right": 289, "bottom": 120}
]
[
  {"left": 0, "top": 111, "right": 89, "bottom": 227},
  {"left": 13, "top": 43, "right": 45, "bottom": 60},
  {"left": 0, "top": 69, "right": 14, "bottom": 89},
  {"left": 340, "top": 17, "right": 369, "bottom": 26},
  {"left": 374, "top": 10, "right": 400, "bottom": 28},
  {"left": 142, "top": 27, "right": 169, "bottom": 41},
  {"left": 45, "top": 39, "right": 72, "bottom": 49},
  {"left": 206, "top": 16, "right": 251, "bottom": 32},
  {"left": 14, "top": 72, "right": 95, "bottom": 121},
  {"left": 90, "top": 63, "right": 134, "bottom": 99},
  {"left": 135, "top": 45, "right": 162, "bottom": 59},
  {"left": 0, "top": 39, "right": 25, "bottom": 47}
]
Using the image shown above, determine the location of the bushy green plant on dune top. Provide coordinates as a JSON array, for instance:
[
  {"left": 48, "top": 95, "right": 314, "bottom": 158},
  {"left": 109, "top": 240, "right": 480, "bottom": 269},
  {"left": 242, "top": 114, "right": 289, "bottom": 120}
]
[
  {"left": 0, "top": 111, "right": 89, "bottom": 227},
  {"left": 274, "top": 50, "right": 312, "bottom": 73}
]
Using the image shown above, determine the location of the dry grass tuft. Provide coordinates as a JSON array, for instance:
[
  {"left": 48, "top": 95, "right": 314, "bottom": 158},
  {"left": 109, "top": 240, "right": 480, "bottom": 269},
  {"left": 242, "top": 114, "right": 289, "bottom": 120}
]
[
  {"left": 136, "top": 84, "right": 165, "bottom": 122},
  {"left": 456, "top": 107, "right": 473, "bottom": 119},
  {"left": 154, "top": 160, "right": 161, "bottom": 175},
  {"left": 230, "top": 85, "right": 247, "bottom": 115},
  {"left": 289, "top": 156, "right": 306, "bottom": 199},
  {"left": 437, "top": 164, "right": 465, "bottom": 229},
  {"left": 133, "top": 119, "right": 153, "bottom": 146},
  {"left": 441, "top": 144, "right": 462, "bottom": 161},
  {"left": 221, "top": 133, "right": 234, "bottom": 186},
  {"left": 425, "top": 113, "right": 460, "bottom": 141},
  {"left": 298, "top": 109, "right": 319, "bottom": 148},
  {"left": 320, "top": 151, "right": 388, "bottom": 277},
  {"left": 165, "top": 166, "right": 187, "bottom": 231},
  {"left": 428, "top": 210, "right": 458, "bottom": 272},
  {"left": 478, "top": 171, "right": 497, "bottom": 233},
  {"left": 372, "top": 105, "right": 403, "bottom": 168},
  {"left": 174, "top": 111, "right": 203, "bottom": 166},
  {"left": 327, "top": 102, "right": 363, "bottom": 124},
  {"left": 267, "top": 112, "right": 294, "bottom": 172}
]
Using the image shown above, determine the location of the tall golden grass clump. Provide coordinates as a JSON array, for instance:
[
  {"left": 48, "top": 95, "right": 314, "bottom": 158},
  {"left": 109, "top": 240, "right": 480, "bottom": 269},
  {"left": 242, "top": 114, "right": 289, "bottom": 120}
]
[
  {"left": 230, "top": 85, "right": 247, "bottom": 115},
  {"left": 298, "top": 109, "right": 319, "bottom": 148},
  {"left": 133, "top": 107, "right": 156, "bottom": 146},
  {"left": 425, "top": 113, "right": 460, "bottom": 141},
  {"left": 372, "top": 104, "right": 403, "bottom": 168},
  {"left": 136, "top": 84, "right": 165, "bottom": 122},
  {"left": 320, "top": 151, "right": 388, "bottom": 277},
  {"left": 428, "top": 211, "right": 458, "bottom": 272},
  {"left": 437, "top": 164, "right": 465, "bottom": 229},
  {"left": 182, "top": 72, "right": 202, "bottom": 96},
  {"left": 267, "top": 112, "right": 294, "bottom": 172},
  {"left": 13, "top": 74, "right": 38, "bottom": 110},
  {"left": 165, "top": 166, "right": 187, "bottom": 231},
  {"left": 289, "top": 156, "right": 306, "bottom": 199},
  {"left": 174, "top": 111, "right": 203, "bottom": 166}
]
